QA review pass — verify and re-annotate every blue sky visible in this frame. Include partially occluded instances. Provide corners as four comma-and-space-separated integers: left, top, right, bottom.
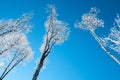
0, 0, 120, 80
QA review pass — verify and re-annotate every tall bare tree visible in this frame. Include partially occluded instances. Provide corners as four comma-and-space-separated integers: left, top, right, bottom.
32, 5, 70, 80
75, 8, 120, 64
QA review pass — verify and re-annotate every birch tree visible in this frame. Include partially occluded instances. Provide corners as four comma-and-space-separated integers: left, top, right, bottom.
75, 8, 120, 64
32, 5, 70, 80
0, 12, 33, 80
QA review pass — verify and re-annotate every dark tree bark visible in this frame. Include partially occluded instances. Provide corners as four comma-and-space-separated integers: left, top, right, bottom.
32, 51, 48, 80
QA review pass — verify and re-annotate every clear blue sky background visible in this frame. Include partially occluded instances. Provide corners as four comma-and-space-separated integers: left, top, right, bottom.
0, 0, 120, 80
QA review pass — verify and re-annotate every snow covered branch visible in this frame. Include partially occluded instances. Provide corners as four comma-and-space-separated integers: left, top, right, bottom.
0, 12, 33, 37
0, 33, 33, 80
0, 12, 33, 56
75, 7, 120, 64
40, 4, 70, 55
101, 14, 120, 57
75, 7, 104, 32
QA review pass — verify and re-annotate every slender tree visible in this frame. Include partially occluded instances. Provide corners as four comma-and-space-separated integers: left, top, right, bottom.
0, 12, 34, 80
32, 5, 70, 80
75, 8, 120, 64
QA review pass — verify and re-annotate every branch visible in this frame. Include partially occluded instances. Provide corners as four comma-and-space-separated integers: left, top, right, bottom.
0, 53, 17, 79
90, 31, 120, 64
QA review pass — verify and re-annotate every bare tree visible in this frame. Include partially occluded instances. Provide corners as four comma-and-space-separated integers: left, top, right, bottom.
0, 13, 34, 80
75, 8, 120, 64
32, 5, 70, 80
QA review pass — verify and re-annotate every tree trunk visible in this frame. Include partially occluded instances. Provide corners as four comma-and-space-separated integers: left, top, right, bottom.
32, 54, 46, 80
